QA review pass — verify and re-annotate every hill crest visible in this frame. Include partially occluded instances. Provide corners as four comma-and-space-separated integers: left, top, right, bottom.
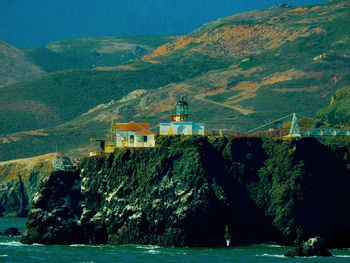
0, 41, 45, 85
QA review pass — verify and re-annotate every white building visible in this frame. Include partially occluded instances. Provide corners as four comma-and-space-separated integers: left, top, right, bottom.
159, 122, 204, 135
115, 121, 155, 147
159, 97, 205, 135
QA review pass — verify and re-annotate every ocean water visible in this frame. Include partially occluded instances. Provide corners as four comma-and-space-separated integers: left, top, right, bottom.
1, 218, 350, 263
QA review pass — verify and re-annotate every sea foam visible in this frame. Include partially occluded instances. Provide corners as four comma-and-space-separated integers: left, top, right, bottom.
0, 241, 25, 247
258, 253, 285, 258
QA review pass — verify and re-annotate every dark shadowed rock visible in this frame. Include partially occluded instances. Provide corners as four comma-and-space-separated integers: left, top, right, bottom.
0, 153, 74, 217
285, 236, 332, 257
1, 227, 20, 236
21, 170, 84, 245
19, 137, 350, 247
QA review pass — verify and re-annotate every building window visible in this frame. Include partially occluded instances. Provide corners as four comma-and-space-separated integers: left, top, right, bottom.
130, 135, 134, 143
143, 136, 147, 142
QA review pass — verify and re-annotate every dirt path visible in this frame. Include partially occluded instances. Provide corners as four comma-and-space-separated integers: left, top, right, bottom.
195, 93, 253, 115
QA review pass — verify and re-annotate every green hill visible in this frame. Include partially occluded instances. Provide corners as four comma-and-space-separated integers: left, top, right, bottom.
23, 36, 175, 72
317, 86, 350, 127
0, 41, 45, 84
0, 54, 231, 136
1, 0, 350, 161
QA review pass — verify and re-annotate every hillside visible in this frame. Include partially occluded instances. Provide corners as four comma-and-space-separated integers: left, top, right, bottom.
0, 0, 350, 161
317, 86, 350, 127
139, 0, 350, 125
23, 36, 176, 72
0, 41, 45, 85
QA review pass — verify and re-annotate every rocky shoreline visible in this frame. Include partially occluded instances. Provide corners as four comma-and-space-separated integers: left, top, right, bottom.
19, 136, 350, 248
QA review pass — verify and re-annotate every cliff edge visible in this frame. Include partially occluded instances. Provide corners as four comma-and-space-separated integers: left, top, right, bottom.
0, 153, 73, 217
21, 136, 350, 247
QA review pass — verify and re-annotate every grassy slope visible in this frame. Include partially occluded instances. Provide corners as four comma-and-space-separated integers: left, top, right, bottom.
136, 0, 350, 131
0, 41, 44, 85
0, 53, 232, 135
317, 86, 350, 127
23, 36, 176, 72
1, 0, 350, 161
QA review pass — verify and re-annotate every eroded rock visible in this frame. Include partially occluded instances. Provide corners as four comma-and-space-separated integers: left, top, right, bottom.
285, 236, 332, 257
0, 227, 20, 236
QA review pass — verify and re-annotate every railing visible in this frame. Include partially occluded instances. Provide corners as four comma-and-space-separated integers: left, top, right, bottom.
301, 129, 350, 136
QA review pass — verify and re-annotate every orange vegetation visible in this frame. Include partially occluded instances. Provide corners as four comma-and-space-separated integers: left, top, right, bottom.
0, 130, 48, 144
144, 24, 322, 59
290, 7, 308, 12
311, 6, 322, 11
227, 70, 306, 104
0, 153, 57, 181
318, 11, 329, 16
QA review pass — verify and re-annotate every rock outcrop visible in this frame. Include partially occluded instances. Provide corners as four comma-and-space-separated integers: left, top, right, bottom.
285, 236, 332, 257
21, 170, 83, 244
0, 153, 73, 217
21, 136, 350, 247
0, 227, 20, 236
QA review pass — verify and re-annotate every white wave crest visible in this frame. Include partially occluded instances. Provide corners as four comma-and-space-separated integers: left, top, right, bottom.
147, 249, 161, 254
135, 245, 161, 249
336, 255, 350, 258
265, 244, 284, 248
70, 244, 87, 247
257, 253, 285, 258
0, 241, 25, 247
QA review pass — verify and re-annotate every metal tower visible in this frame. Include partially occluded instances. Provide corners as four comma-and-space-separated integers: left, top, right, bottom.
289, 113, 301, 137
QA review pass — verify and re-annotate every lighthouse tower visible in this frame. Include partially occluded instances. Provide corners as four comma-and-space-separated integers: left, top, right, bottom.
172, 97, 189, 122
159, 97, 204, 135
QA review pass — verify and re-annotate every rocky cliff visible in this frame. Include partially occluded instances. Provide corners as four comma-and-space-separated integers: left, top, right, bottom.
0, 153, 73, 217
21, 136, 350, 247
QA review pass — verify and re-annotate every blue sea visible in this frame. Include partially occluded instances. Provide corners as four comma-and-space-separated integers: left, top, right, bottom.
1, 218, 350, 263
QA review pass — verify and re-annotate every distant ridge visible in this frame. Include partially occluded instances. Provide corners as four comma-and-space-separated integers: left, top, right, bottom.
0, 40, 45, 85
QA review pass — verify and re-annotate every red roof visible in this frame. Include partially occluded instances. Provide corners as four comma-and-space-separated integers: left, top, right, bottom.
115, 121, 154, 135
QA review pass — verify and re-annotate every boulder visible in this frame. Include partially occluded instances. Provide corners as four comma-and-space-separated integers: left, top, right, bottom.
285, 236, 332, 257
0, 227, 20, 236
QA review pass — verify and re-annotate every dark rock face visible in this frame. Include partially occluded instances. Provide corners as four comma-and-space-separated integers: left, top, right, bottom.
0, 175, 28, 217
20, 136, 350, 247
285, 236, 332, 257
0, 227, 20, 236
21, 170, 84, 245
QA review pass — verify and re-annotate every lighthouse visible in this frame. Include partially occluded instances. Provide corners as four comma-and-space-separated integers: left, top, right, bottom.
172, 97, 189, 122
159, 97, 205, 135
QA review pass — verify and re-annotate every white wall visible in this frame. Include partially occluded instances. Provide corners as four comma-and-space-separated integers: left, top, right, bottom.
159, 123, 171, 135
159, 122, 204, 135
116, 131, 155, 147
